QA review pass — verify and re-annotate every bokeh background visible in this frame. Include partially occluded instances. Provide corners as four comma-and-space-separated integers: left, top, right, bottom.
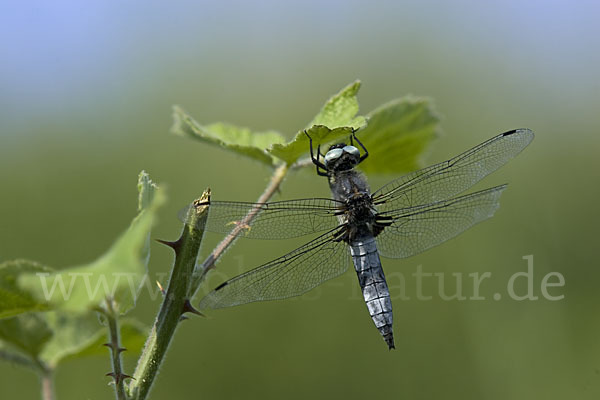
1, 0, 599, 399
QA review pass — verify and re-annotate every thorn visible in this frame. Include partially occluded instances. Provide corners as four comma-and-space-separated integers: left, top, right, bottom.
102, 342, 117, 351
156, 280, 166, 296
182, 299, 204, 317
103, 343, 127, 353
179, 315, 189, 322
105, 372, 133, 385
156, 238, 180, 251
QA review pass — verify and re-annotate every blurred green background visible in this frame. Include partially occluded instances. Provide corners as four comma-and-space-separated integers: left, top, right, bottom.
1, 0, 598, 399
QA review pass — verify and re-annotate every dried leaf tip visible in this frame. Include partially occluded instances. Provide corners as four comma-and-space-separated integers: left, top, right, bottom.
192, 188, 211, 212
156, 280, 166, 296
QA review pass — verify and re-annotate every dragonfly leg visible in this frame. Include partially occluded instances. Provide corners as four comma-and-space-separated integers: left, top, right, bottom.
317, 143, 325, 159
373, 216, 393, 237
375, 215, 394, 225
348, 130, 369, 163
352, 130, 369, 163
304, 130, 328, 176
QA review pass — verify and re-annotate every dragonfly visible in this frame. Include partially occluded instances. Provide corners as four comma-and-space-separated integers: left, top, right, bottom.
183, 128, 534, 349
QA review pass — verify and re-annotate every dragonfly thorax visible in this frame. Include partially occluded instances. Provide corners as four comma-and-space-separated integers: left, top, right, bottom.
345, 192, 378, 234
328, 168, 370, 202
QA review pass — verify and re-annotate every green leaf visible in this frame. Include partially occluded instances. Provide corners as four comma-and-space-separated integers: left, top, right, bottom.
268, 81, 367, 165
68, 318, 147, 359
0, 311, 147, 369
357, 96, 441, 174
308, 80, 366, 130
39, 313, 146, 367
137, 171, 158, 267
268, 125, 356, 165
138, 170, 158, 210
171, 105, 285, 166
0, 313, 52, 360
0, 260, 53, 319
19, 172, 165, 314
36, 312, 102, 367
0, 340, 37, 370
172, 81, 366, 167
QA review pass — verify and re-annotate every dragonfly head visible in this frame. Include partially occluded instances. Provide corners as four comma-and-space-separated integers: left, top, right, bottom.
324, 143, 361, 171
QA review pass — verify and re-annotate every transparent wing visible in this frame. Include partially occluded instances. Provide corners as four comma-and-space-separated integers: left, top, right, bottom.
372, 129, 533, 212
178, 198, 343, 240
376, 185, 507, 259
198, 227, 350, 309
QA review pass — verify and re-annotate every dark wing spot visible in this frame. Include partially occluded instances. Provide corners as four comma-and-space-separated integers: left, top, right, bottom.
502, 129, 518, 136
215, 281, 229, 291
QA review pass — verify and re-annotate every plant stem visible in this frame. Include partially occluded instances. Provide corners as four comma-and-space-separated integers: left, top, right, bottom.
105, 299, 128, 400
129, 163, 289, 400
191, 162, 289, 295
40, 370, 54, 400
128, 190, 211, 400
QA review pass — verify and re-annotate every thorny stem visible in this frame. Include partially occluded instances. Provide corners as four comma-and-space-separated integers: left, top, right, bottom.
128, 190, 210, 400
129, 163, 290, 400
191, 162, 289, 295
105, 299, 128, 400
